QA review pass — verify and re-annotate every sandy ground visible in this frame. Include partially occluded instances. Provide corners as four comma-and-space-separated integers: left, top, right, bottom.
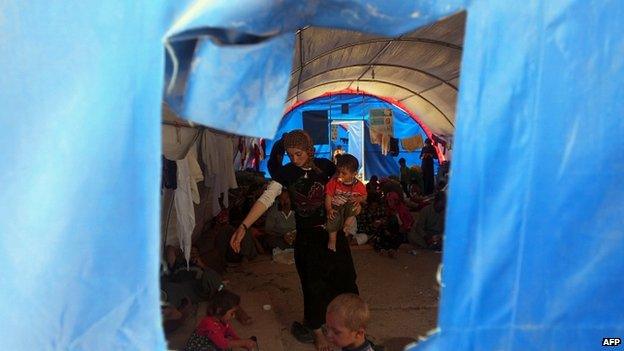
167, 246, 441, 351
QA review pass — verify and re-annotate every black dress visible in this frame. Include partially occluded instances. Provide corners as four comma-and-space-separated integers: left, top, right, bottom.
274, 158, 359, 330
420, 145, 438, 195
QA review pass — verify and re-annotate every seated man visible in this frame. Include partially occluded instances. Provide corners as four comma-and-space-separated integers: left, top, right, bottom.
408, 191, 446, 252
211, 209, 258, 265
263, 190, 296, 250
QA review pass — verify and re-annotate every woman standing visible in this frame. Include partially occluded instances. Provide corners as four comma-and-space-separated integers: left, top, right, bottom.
230, 130, 358, 351
420, 138, 438, 195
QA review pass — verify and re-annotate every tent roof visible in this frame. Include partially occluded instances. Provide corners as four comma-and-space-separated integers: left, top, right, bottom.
286, 12, 465, 139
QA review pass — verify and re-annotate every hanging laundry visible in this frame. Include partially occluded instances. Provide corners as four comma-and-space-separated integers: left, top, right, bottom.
201, 129, 238, 216
162, 156, 178, 189
389, 137, 400, 156
401, 134, 424, 152
239, 137, 247, 171
380, 133, 391, 155
244, 138, 259, 170
259, 139, 266, 160
174, 156, 195, 267
370, 129, 383, 145
252, 142, 261, 171
186, 143, 204, 204
233, 137, 245, 171
162, 124, 200, 160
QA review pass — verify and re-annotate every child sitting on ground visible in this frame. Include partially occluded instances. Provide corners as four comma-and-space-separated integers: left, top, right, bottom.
184, 290, 257, 351
325, 154, 367, 251
325, 293, 375, 351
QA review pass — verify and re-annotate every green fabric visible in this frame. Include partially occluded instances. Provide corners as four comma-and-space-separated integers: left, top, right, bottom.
408, 204, 445, 247
326, 202, 356, 233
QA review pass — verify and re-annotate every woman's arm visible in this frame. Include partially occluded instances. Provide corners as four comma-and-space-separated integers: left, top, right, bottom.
230, 181, 282, 253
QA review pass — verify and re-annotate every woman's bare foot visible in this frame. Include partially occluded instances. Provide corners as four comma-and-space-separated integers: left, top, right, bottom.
313, 328, 333, 351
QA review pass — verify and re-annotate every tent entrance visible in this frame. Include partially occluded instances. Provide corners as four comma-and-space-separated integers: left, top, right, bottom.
330, 120, 365, 180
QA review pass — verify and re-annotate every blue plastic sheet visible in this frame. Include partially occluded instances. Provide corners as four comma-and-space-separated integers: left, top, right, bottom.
415, 2, 624, 350
0, 1, 168, 350
345, 121, 364, 176
259, 94, 434, 179
2, 1, 623, 350
181, 35, 294, 137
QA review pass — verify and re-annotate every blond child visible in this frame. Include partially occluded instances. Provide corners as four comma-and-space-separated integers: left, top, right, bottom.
325, 293, 374, 351
325, 154, 367, 251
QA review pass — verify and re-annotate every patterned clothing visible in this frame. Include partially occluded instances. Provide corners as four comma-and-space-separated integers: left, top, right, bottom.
273, 158, 359, 330
325, 178, 367, 207
357, 204, 386, 235
184, 331, 221, 351
185, 316, 238, 351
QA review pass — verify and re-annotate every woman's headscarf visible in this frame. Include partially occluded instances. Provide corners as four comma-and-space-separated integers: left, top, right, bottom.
282, 129, 316, 170
386, 191, 414, 231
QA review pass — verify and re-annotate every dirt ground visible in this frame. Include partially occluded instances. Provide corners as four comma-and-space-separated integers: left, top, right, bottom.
167, 246, 441, 351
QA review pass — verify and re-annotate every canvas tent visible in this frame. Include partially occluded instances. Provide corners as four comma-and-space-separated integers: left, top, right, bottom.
2, 1, 623, 350
284, 13, 463, 142
261, 92, 443, 180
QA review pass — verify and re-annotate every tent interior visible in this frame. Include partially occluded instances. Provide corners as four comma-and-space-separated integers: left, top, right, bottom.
284, 13, 463, 140
260, 92, 444, 180
160, 11, 465, 351
0, 0, 624, 351
5, 1, 623, 350
165, 11, 464, 147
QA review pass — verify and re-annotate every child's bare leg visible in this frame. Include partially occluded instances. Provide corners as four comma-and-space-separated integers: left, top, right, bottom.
343, 215, 356, 231
353, 205, 362, 216
327, 231, 337, 252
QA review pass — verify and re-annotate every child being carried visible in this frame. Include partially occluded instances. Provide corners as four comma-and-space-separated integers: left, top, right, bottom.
325, 154, 367, 252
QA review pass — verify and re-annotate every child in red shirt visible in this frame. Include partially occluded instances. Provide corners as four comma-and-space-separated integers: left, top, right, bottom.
185, 290, 256, 351
325, 154, 367, 251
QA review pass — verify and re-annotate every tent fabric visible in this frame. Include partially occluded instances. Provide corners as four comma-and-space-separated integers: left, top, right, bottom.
163, 1, 466, 139
286, 13, 464, 139
260, 93, 435, 179
345, 121, 364, 176
0, 2, 168, 350
2, 1, 624, 351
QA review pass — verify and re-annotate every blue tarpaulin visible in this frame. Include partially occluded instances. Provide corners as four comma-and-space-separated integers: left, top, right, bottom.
1, 1, 623, 350
260, 93, 439, 180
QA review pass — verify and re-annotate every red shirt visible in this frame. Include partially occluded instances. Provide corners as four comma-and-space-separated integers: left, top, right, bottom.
196, 316, 240, 349
325, 177, 367, 206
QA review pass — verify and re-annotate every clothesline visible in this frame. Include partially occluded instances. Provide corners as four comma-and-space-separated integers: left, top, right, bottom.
162, 120, 237, 138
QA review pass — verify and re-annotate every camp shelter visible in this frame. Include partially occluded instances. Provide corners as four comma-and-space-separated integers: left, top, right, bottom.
261, 92, 443, 180
2, 1, 623, 350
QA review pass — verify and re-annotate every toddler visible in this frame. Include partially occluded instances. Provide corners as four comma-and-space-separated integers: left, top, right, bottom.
185, 290, 256, 351
325, 154, 367, 251
325, 293, 375, 351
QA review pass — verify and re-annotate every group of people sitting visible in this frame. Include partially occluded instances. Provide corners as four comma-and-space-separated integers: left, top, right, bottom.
356, 170, 447, 257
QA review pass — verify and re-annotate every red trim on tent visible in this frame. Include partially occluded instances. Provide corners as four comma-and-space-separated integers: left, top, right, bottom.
284, 89, 446, 161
